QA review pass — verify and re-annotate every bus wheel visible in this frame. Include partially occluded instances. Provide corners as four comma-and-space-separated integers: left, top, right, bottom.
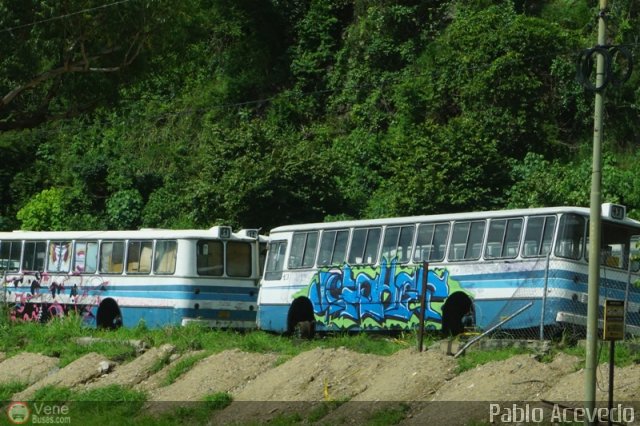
441, 292, 473, 337
288, 297, 315, 339
293, 320, 315, 340
96, 299, 123, 329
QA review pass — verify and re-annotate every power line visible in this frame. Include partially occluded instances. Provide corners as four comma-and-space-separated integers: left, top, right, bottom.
0, 0, 136, 34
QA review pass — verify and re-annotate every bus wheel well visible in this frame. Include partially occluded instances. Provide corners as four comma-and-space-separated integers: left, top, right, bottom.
441, 292, 473, 336
96, 298, 123, 329
287, 297, 315, 339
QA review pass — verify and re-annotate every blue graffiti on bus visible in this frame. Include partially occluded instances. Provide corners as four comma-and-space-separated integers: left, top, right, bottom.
307, 258, 452, 329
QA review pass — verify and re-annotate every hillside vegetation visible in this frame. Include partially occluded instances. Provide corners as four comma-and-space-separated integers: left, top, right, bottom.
1, 0, 639, 232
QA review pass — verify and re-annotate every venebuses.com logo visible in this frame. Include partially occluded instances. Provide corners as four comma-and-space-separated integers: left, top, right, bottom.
5, 401, 71, 424
6, 402, 30, 424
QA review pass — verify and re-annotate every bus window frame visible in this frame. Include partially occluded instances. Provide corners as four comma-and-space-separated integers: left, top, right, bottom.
226, 240, 253, 278
317, 229, 349, 267
380, 224, 415, 264
288, 231, 319, 270
153, 239, 177, 275
521, 215, 557, 258
447, 220, 486, 262
264, 239, 288, 281
197, 239, 224, 277
555, 213, 586, 261
348, 227, 382, 265
126, 240, 153, 275
484, 217, 523, 260
47, 240, 72, 273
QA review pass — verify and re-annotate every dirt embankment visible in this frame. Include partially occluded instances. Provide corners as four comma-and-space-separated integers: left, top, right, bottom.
1, 341, 639, 425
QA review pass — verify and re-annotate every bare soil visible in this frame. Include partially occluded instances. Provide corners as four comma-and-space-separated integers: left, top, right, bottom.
2, 341, 639, 424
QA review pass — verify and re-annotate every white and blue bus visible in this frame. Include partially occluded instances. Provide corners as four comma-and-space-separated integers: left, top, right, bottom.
257, 204, 640, 338
0, 227, 266, 329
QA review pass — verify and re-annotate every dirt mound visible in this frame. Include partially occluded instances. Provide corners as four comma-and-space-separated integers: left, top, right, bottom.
542, 361, 640, 402
13, 352, 108, 400
2, 341, 638, 425
149, 348, 278, 402
400, 352, 582, 425
84, 344, 175, 390
0, 352, 58, 386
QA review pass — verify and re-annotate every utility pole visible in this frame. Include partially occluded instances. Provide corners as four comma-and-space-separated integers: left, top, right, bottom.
585, 0, 608, 421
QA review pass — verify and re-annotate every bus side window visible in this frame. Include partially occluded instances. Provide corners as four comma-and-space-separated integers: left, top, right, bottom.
227, 241, 252, 277
74, 241, 98, 273
381, 225, 414, 263
414, 223, 450, 262
99, 241, 125, 274
265, 240, 287, 280
485, 218, 522, 259
22, 241, 46, 271
555, 214, 585, 260
348, 227, 381, 265
48, 241, 72, 272
154, 240, 177, 275
448, 221, 485, 261
197, 240, 223, 276
0, 240, 22, 272
522, 215, 556, 257
631, 236, 640, 272
127, 241, 153, 274
288, 231, 318, 269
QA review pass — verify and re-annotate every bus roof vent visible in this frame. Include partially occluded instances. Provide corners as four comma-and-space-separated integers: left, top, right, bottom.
237, 229, 260, 239
602, 203, 626, 221
210, 226, 232, 239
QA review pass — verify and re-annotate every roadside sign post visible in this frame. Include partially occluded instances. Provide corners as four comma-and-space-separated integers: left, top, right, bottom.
603, 299, 625, 426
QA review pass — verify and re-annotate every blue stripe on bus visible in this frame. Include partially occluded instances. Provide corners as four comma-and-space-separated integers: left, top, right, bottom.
115, 306, 257, 328
75, 284, 259, 293
86, 290, 257, 302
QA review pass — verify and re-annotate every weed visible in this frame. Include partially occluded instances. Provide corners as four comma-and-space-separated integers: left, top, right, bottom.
0, 381, 27, 401
162, 352, 209, 386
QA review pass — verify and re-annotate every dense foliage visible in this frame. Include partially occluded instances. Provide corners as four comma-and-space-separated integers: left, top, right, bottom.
1, 0, 639, 231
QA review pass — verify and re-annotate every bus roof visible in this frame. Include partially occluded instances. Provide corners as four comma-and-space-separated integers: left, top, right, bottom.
268, 205, 640, 234
0, 227, 265, 242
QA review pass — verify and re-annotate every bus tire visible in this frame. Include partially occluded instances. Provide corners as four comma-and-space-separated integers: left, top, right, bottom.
441, 292, 473, 337
96, 298, 123, 330
293, 320, 315, 340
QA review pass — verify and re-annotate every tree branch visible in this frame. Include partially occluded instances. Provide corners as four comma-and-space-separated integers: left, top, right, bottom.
1, 34, 147, 110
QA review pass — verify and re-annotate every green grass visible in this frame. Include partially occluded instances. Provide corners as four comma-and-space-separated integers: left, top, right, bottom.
162, 352, 209, 386
366, 402, 410, 425
555, 339, 640, 369
0, 381, 27, 401
455, 346, 531, 374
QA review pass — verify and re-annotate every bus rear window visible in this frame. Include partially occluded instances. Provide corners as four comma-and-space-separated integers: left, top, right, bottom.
227, 241, 252, 277
197, 240, 223, 276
